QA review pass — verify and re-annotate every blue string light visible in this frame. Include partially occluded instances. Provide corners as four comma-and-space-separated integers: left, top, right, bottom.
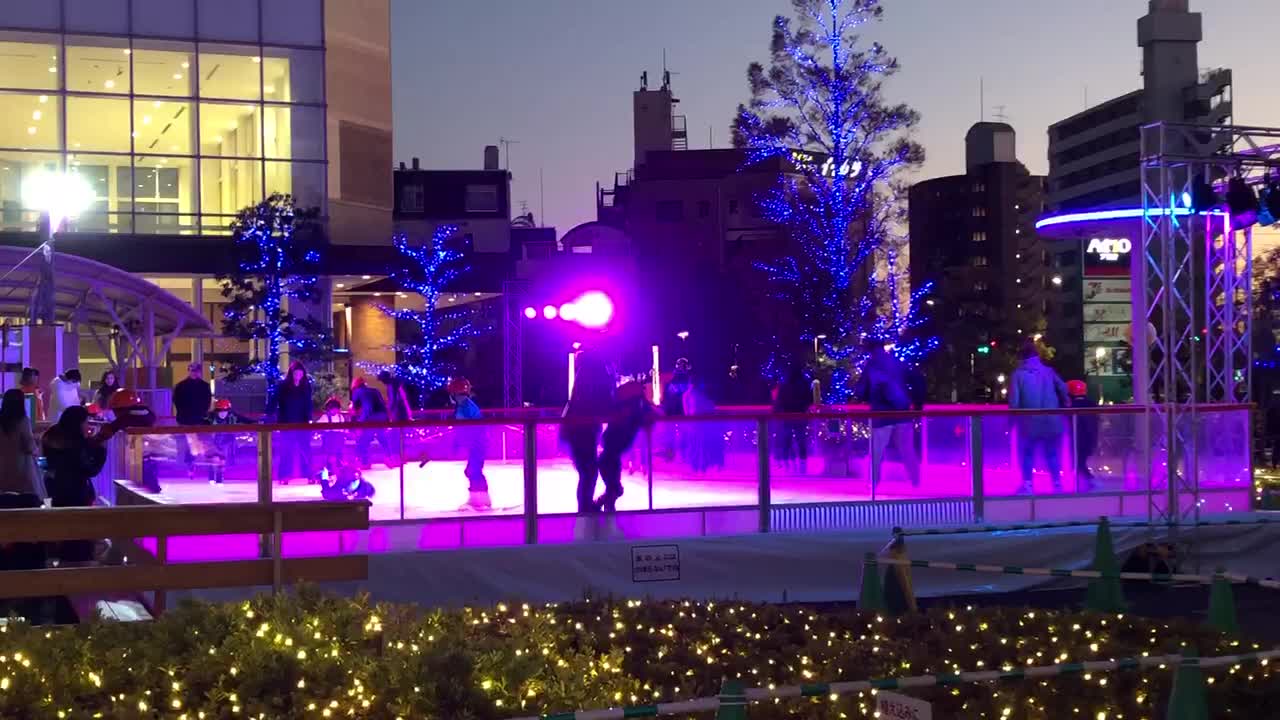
735, 0, 935, 402
357, 225, 486, 393
218, 193, 331, 405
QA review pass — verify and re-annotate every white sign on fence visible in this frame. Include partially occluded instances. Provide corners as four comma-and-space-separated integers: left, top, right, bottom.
875, 691, 932, 720
631, 545, 680, 583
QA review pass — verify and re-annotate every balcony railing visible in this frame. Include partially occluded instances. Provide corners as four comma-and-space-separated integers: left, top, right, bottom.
103, 404, 1255, 553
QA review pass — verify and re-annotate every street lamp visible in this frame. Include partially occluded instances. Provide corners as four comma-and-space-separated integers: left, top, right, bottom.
814, 333, 827, 355
996, 373, 1006, 385
676, 330, 690, 341
22, 169, 95, 325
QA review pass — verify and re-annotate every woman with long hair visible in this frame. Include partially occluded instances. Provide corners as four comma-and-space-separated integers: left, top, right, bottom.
43, 405, 123, 562
268, 361, 314, 483
0, 388, 41, 497
96, 369, 120, 408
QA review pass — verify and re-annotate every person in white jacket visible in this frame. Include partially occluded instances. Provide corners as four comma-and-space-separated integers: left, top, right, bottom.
47, 368, 84, 422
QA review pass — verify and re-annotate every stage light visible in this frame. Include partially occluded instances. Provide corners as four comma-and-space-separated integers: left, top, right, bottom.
559, 303, 577, 322
1187, 178, 1219, 213
523, 306, 537, 319
1181, 191, 1193, 209
1260, 176, 1280, 226
542, 305, 558, 320
1225, 176, 1259, 229
571, 291, 614, 329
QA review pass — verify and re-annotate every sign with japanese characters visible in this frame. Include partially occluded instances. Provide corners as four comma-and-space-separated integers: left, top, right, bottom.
631, 545, 680, 583
1084, 278, 1130, 302
1086, 237, 1133, 262
875, 691, 932, 720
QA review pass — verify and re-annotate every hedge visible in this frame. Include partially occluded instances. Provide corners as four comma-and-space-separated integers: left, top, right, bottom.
0, 588, 1275, 719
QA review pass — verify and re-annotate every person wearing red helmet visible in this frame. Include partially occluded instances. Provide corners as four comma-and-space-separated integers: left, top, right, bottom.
449, 377, 490, 511
205, 397, 249, 485
1066, 380, 1098, 492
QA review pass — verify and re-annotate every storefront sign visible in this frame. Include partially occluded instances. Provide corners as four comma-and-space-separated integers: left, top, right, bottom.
631, 545, 680, 582
1084, 278, 1130, 302
1084, 323, 1130, 343
875, 691, 932, 720
1085, 304, 1131, 324
1086, 237, 1132, 262
789, 150, 860, 179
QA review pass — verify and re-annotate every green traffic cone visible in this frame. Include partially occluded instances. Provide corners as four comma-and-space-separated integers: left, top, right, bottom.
716, 677, 747, 720
1085, 516, 1126, 612
859, 552, 886, 612
1165, 650, 1209, 720
1206, 571, 1240, 636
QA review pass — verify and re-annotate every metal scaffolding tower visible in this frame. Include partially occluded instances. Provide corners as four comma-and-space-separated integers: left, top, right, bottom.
502, 279, 528, 409
1137, 122, 1279, 523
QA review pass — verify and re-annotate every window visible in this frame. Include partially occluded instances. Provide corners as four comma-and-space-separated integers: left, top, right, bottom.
464, 184, 499, 213
131, 41, 195, 97
400, 184, 425, 212
0, 92, 60, 150
972, 231, 987, 243
66, 37, 131, 95
0, 33, 60, 90
972, 206, 986, 217
972, 256, 989, 268
199, 45, 262, 100
972, 182, 985, 193
697, 200, 710, 218
134, 99, 194, 155
974, 281, 989, 293
199, 102, 262, 158
66, 96, 131, 152
656, 200, 683, 222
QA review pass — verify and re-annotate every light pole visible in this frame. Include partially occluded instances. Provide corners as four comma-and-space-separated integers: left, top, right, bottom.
22, 169, 94, 325
813, 334, 827, 356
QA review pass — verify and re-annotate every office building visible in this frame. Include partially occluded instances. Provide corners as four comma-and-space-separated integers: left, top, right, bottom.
0, 0, 393, 386
910, 123, 1079, 398
1046, 0, 1231, 212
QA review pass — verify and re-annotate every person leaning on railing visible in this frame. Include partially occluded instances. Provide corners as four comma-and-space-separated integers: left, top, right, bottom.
0, 388, 44, 499
42, 406, 126, 563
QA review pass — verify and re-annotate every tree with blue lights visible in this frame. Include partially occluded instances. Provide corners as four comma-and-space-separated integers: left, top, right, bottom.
219, 193, 332, 405
362, 225, 483, 395
733, 0, 932, 401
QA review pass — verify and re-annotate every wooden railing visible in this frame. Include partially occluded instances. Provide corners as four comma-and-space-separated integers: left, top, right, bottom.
0, 500, 369, 612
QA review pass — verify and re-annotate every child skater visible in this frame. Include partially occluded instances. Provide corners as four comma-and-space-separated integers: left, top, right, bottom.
448, 377, 491, 511
206, 398, 249, 485
314, 395, 348, 482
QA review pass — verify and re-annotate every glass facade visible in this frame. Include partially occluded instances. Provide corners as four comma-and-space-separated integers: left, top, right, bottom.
0, 0, 325, 235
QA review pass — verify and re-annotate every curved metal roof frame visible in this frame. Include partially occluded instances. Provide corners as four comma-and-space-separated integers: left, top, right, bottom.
0, 245, 213, 369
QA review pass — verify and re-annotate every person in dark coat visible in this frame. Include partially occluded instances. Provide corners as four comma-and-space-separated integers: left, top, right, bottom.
172, 362, 211, 475
268, 361, 313, 483
42, 406, 122, 562
351, 376, 396, 468
855, 338, 924, 487
1067, 380, 1099, 492
773, 366, 813, 471
562, 350, 614, 514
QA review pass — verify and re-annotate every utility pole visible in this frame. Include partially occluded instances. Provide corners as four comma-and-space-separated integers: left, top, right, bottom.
498, 137, 520, 170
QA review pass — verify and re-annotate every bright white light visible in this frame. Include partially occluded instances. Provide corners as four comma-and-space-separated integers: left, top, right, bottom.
142, 115, 152, 125
677, 331, 690, 340
523, 306, 537, 319
26, 126, 36, 135
31, 110, 41, 120
996, 374, 1006, 384
22, 169, 96, 230
172, 73, 182, 80
542, 305, 558, 320
104, 79, 115, 89
180, 61, 189, 69
1051, 275, 1063, 286
570, 291, 614, 329
37, 95, 47, 103
361, 275, 372, 280
558, 303, 577, 322
1095, 347, 1107, 360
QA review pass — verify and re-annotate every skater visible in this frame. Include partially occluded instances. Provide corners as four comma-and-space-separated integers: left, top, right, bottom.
773, 366, 813, 472
351, 377, 397, 468
378, 369, 412, 458
682, 372, 723, 473
205, 398, 248, 485
314, 396, 348, 478
320, 461, 375, 501
268, 361, 314, 483
563, 350, 614, 514
449, 377, 491, 511
172, 362, 211, 476
1009, 339, 1069, 494
18, 367, 45, 422
42, 406, 124, 562
856, 336, 924, 487
1066, 380, 1099, 492
596, 373, 659, 511
47, 368, 84, 422
0, 389, 42, 498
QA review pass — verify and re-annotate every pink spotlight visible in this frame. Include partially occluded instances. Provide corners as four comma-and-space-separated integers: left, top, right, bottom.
558, 303, 577, 322
542, 305, 558, 320
523, 306, 537, 320
571, 291, 614, 329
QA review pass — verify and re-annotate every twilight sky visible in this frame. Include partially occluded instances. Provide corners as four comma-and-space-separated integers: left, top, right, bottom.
391, 0, 1279, 234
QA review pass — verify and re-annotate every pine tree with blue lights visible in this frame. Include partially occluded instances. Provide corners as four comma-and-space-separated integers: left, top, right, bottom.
218, 193, 332, 405
733, 0, 932, 401
362, 225, 482, 395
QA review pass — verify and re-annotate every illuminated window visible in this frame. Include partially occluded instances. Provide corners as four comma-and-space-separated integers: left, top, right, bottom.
972, 206, 986, 217
200, 102, 261, 157
263, 105, 323, 160
972, 256, 989, 268
266, 161, 324, 208
134, 99, 195, 156
131, 41, 195, 97
66, 37, 131, 95
0, 34, 60, 90
198, 45, 262, 100
128, 156, 195, 234
68, 154, 131, 233
972, 231, 987, 243
261, 48, 323, 104
66, 96, 132, 153
0, 91, 60, 150
200, 156, 262, 220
